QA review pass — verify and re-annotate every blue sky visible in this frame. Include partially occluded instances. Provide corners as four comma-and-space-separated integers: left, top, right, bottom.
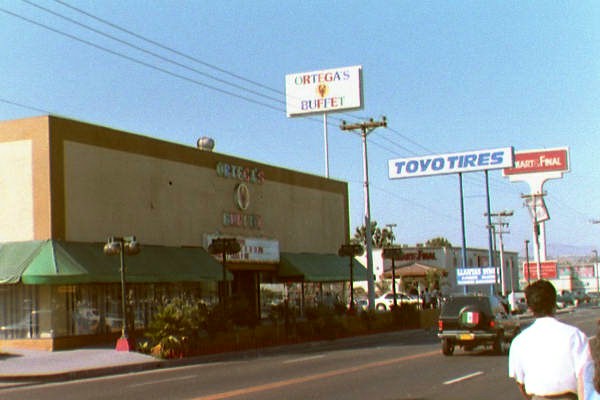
1, 1, 599, 257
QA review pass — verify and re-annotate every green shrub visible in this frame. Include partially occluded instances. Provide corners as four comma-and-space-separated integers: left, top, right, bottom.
143, 297, 208, 358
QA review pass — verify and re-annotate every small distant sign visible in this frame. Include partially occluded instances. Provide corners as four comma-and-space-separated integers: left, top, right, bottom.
456, 267, 498, 285
285, 65, 363, 117
522, 260, 557, 280
503, 148, 569, 176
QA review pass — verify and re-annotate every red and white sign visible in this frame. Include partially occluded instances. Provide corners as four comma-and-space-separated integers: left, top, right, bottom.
503, 148, 569, 176
522, 260, 558, 280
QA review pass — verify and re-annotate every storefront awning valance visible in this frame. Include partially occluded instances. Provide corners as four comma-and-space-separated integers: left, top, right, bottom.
0, 240, 229, 285
279, 252, 368, 282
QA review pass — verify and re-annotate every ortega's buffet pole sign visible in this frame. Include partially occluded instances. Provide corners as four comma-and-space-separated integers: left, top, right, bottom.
285, 65, 363, 117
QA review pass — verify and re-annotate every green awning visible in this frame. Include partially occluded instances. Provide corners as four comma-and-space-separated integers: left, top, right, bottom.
0, 241, 45, 284
279, 252, 368, 282
0, 240, 229, 285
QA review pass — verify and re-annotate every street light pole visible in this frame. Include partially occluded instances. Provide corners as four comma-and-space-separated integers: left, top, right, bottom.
104, 236, 140, 352
208, 238, 241, 304
340, 117, 387, 311
339, 244, 364, 312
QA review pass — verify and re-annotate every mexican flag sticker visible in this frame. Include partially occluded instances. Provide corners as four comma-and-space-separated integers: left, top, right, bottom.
462, 311, 479, 324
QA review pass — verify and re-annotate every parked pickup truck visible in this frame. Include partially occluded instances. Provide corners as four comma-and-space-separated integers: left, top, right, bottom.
437, 294, 521, 356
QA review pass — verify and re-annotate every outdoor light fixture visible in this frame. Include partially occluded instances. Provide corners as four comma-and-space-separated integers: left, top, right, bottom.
103, 236, 140, 352
208, 237, 241, 304
339, 243, 364, 311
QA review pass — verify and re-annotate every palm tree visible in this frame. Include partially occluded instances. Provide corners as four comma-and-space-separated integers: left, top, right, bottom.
352, 221, 396, 249
425, 237, 452, 248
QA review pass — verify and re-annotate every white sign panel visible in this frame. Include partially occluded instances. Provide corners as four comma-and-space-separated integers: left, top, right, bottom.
456, 267, 498, 285
524, 195, 550, 223
388, 147, 514, 179
204, 235, 280, 263
285, 65, 363, 117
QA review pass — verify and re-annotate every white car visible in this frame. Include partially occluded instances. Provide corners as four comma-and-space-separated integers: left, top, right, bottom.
375, 292, 419, 310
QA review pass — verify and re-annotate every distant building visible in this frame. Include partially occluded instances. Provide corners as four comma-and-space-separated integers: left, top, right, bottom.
356, 246, 519, 296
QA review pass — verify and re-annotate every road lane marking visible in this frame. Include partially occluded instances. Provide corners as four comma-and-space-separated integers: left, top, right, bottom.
129, 374, 197, 387
443, 371, 484, 385
282, 355, 325, 364
191, 350, 439, 400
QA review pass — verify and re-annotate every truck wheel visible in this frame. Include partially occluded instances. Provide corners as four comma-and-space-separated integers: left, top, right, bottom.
442, 338, 455, 356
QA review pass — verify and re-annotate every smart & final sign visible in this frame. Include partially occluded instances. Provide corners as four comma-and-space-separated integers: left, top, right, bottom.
388, 147, 514, 179
503, 148, 569, 176
285, 65, 362, 117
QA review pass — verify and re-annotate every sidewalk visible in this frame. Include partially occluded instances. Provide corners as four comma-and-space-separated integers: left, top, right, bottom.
0, 345, 163, 382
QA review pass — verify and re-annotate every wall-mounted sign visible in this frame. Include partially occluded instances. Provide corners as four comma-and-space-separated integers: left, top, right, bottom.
204, 234, 279, 263
222, 212, 263, 229
388, 147, 514, 179
503, 148, 569, 176
456, 267, 498, 285
235, 183, 250, 211
285, 65, 363, 117
216, 162, 264, 184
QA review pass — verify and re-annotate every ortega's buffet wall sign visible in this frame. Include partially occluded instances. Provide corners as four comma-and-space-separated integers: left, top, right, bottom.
217, 162, 264, 229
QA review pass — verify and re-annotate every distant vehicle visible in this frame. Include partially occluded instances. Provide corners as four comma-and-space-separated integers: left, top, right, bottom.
351, 298, 368, 311
556, 291, 575, 309
507, 291, 527, 314
375, 292, 419, 311
437, 294, 521, 356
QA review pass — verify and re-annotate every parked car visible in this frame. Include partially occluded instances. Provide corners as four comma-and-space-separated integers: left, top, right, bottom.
375, 292, 419, 311
437, 294, 521, 356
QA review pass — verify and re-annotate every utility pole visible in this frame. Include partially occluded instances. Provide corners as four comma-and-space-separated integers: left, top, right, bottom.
340, 117, 387, 310
486, 210, 513, 295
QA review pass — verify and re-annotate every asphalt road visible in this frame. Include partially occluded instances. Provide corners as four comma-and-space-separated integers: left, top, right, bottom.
1, 308, 598, 400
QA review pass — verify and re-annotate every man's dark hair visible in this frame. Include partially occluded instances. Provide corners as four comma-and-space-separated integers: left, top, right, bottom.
525, 280, 556, 316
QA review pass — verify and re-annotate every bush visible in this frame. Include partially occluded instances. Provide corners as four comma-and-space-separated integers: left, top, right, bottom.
143, 297, 208, 358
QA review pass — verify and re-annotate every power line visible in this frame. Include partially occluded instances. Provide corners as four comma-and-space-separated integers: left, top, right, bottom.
41, 0, 369, 125
3, 4, 592, 228
22, 0, 286, 106
0, 6, 286, 113
51, 0, 284, 96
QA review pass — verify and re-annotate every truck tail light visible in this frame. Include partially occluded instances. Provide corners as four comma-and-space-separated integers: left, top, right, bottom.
438, 320, 444, 331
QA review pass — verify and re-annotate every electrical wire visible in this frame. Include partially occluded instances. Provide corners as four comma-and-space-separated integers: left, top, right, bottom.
1, 3, 594, 228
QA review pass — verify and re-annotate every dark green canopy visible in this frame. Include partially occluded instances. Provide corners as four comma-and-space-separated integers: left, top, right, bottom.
0, 240, 228, 285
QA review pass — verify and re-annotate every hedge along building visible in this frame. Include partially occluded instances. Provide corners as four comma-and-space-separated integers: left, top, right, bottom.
0, 115, 366, 350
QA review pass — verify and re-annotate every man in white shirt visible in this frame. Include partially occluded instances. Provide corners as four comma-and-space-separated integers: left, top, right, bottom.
508, 280, 592, 400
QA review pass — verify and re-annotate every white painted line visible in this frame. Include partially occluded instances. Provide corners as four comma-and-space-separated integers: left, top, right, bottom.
443, 371, 484, 385
282, 355, 325, 364
129, 374, 197, 388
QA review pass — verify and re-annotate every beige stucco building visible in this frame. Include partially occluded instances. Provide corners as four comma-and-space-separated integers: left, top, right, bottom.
0, 115, 364, 349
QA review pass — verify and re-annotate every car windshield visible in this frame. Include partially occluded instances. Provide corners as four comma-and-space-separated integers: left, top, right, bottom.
441, 296, 491, 316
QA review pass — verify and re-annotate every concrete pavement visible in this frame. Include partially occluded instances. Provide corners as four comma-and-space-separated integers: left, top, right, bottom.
0, 345, 162, 382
